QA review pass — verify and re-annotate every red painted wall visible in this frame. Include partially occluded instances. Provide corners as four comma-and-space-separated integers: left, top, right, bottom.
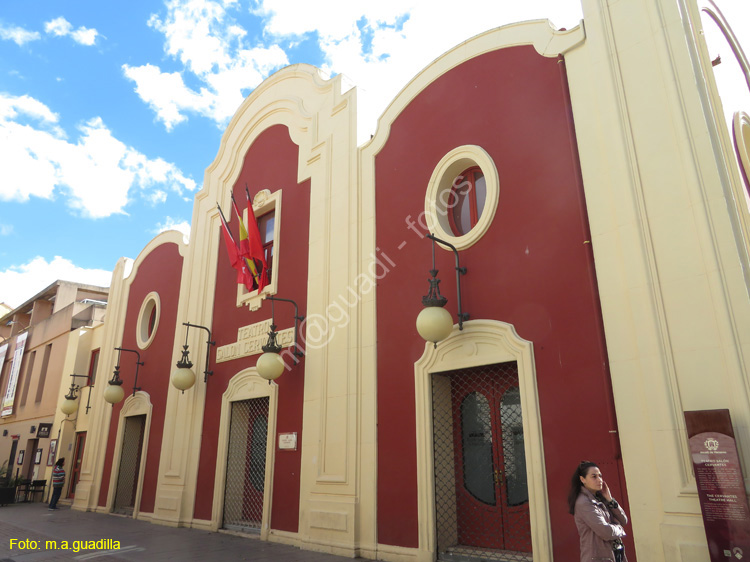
193, 124, 310, 533
98, 242, 183, 510
374, 46, 632, 558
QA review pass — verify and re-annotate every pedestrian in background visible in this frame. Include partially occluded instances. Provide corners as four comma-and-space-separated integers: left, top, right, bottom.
48, 458, 65, 511
568, 460, 628, 562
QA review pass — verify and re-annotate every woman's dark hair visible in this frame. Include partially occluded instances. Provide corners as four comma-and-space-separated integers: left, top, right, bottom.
55, 458, 65, 467
568, 461, 598, 515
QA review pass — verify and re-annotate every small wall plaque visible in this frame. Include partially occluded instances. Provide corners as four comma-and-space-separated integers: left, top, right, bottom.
278, 432, 297, 451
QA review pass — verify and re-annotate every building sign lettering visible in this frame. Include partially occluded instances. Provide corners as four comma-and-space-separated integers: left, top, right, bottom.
216, 319, 294, 363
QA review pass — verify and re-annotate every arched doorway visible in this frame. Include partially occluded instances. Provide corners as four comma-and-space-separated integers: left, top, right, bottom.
414, 320, 552, 562
107, 392, 152, 518
211, 369, 278, 539
222, 397, 270, 533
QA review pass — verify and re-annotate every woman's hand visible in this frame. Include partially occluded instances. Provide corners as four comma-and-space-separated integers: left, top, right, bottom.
601, 480, 613, 502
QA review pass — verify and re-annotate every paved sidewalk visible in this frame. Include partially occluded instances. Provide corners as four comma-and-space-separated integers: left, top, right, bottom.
0, 502, 358, 561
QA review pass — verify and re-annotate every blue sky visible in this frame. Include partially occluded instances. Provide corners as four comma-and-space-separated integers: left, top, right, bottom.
0, 0, 746, 309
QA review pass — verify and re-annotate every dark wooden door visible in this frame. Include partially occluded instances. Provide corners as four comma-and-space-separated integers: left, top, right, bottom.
68, 432, 86, 498
451, 363, 531, 552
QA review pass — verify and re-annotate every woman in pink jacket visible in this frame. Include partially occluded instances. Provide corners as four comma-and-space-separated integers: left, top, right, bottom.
568, 461, 628, 562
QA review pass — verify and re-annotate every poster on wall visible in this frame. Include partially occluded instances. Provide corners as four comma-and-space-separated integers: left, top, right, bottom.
1, 332, 27, 417
685, 409, 750, 562
33, 449, 42, 465
16, 450, 24, 465
47, 440, 57, 466
0, 343, 10, 412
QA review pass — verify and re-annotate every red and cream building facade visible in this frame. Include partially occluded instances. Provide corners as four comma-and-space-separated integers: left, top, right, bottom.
70, 0, 750, 560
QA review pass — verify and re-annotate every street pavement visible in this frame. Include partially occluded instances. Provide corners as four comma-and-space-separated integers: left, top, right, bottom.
0, 502, 358, 561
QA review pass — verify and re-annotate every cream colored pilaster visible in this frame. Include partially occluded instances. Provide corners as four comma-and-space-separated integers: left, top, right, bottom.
566, 0, 750, 559
292, 70, 375, 557
48, 329, 83, 486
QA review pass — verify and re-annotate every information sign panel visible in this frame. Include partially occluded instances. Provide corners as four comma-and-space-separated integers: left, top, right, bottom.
685, 409, 750, 561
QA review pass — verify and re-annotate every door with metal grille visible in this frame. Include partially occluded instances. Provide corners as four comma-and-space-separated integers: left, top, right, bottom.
433, 362, 531, 561
223, 397, 269, 533
113, 415, 146, 516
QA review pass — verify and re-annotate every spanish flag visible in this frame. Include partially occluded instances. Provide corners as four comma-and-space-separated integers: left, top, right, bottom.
217, 203, 254, 291
245, 186, 269, 292
230, 193, 263, 290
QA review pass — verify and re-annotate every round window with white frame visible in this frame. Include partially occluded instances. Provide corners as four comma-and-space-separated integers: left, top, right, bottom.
136, 292, 160, 350
425, 145, 499, 250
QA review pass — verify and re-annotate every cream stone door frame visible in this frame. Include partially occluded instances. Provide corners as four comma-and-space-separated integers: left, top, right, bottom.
413, 319, 551, 562
106, 391, 153, 520
211, 369, 278, 540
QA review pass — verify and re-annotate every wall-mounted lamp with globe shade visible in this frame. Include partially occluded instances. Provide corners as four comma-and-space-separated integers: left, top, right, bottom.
416, 234, 469, 347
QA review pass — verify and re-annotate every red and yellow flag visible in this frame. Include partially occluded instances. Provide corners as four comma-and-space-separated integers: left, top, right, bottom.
230, 194, 262, 289
217, 203, 254, 291
245, 186, 269, 292
231, 189, 269, 292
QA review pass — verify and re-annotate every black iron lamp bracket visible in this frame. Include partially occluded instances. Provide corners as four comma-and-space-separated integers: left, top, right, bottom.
265, 296, 305, 361
67, 373, 94, 414
262, 323, 283, 355
114, 347, 145, 397
426, 233, 470, 330
182, 322, 216, 383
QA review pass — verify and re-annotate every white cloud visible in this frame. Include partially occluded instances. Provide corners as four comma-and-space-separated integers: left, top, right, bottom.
132, 0, 583, 136
124, 0, 288, 129
0, 93, 61, 125
147, 189, 168, 204
122, 63, 211, 130
0, 93, 196, 217
0, 256, 112, 309
44, 17, 73, 37
44, 16, 99, 46
0, 24, 40, 46
0, 224, 12, 236
155, 216, 191, 241
71, 27, 99, 46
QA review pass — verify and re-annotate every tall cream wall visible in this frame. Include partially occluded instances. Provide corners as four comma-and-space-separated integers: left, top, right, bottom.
72, 257, 132, 512
68, 325, 104, 436
566, 0, 750, 559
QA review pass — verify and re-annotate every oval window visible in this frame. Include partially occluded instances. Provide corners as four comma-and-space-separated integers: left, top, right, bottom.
136, 292, 160, 350
424, 145, 499, 250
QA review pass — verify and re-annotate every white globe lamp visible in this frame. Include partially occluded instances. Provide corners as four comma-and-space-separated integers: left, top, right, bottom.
257, 351, 285, 381
417, 305, 454, 346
